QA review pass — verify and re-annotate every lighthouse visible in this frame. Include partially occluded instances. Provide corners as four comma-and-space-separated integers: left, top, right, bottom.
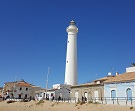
64, 20, 78, 86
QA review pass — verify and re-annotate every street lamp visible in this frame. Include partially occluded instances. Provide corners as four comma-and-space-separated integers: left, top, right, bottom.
46, 67, 51, 100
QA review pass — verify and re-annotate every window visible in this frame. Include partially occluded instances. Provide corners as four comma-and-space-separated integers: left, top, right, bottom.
26, 88, 28, 91
111, 90, 116, 99
94, 91, 98, 98
20, 87, 22, 90
126, 88, 132, 100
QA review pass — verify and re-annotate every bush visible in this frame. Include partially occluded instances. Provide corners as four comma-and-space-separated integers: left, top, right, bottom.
51, 103, 55, 107
22, 99, 29, 102
7, 100, 16, 104
88, 101, 93, 104
130, 107, 133, 110
93, 101, 100, 104
36, 100, 44, 105
79, 101, 85, 105
76, 99, 81, 104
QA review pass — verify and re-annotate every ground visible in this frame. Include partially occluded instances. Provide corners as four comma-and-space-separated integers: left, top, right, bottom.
0, 100, 134, 111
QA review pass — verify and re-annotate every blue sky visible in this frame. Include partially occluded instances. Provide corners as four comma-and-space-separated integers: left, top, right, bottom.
0, 0, 135, 88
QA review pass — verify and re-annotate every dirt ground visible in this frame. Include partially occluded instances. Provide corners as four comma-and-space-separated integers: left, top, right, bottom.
0, 100, 135, 111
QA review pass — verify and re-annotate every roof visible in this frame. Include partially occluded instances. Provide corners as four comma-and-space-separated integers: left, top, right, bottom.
71, 82, 102, 88
47, 89, 56, 91
35, 89, 46, 93
5, 80, 31, 87
16, 82, 31, 87
94, 76, 115, 82
71, 75, 115, 88
104, 72, 135, 83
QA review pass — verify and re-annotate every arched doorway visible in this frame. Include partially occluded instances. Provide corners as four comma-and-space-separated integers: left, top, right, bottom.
18, 94, 21, 99
24, 94, 27, 99
126, 88, 132, 100
84, 92, 88, 102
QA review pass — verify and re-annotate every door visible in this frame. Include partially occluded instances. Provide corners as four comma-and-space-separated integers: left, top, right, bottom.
94, 91, 98, 101
84, 92, 88, 102
18, 94, 21, 99
75, 92, 78, 102
127, 88, 132, 100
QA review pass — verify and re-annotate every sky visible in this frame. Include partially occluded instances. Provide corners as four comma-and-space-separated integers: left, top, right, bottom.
0, 0, 135, 88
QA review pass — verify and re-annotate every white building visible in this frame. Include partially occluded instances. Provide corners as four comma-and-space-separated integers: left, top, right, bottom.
126, 66, 135, 72
35, 89, 46, 101
35, 84, 71, 101
30, 85, 42, 98
3, 80, 41, 100
46, 88, 70, 100
52, 84, 71, 100
53, 84, 71, 90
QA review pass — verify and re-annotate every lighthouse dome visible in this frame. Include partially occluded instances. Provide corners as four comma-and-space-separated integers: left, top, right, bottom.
66, 20, 78, 33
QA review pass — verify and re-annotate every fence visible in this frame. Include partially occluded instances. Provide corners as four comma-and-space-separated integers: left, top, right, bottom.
69, 97, 135, 106
4, 97, 135, 106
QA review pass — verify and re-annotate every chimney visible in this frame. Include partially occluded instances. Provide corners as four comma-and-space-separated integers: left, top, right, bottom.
116, 72, 119, 76
108, 72, 111, 76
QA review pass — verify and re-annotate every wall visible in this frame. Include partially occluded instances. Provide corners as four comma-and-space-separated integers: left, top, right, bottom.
104, 82, 135, 98
71, 85, 104, 101
55, 88, 70, 100
0, 88, 3, 97
126, 67, 135, 72
8, 86, 31, 99
30, 86, 41, 97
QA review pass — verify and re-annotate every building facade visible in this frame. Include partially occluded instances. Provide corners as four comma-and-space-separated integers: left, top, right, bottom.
104, 66, 135, 105
70, 76, 114, 102
0, 87, 3, 98
71, 83, 103, 102
35, 84, 71, 101
104, 82, 135, 99
3, 80, 41, 100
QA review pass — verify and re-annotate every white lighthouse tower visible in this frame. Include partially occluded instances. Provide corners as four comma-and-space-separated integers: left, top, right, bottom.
64, 20, 78, 86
